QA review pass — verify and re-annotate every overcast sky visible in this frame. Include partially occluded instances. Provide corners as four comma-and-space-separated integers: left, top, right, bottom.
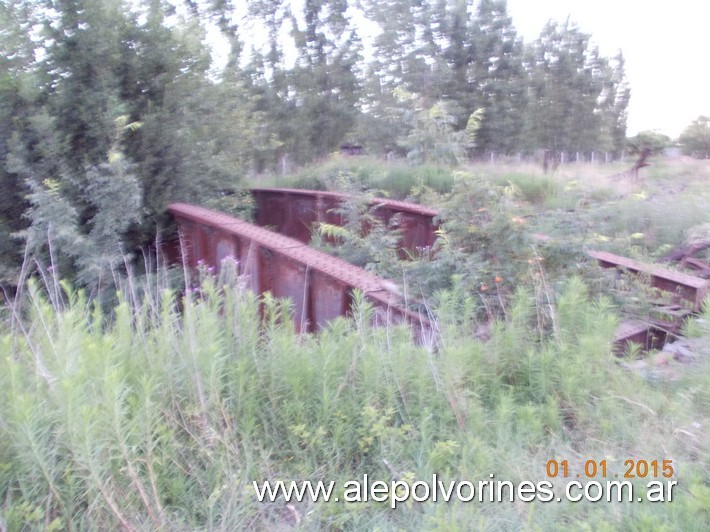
506, 0, 710, 137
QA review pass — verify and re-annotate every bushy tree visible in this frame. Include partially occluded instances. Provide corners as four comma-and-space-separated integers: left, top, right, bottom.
679, 116, 710, 158
3, 0, 261, 289
0, 0, 41, 282
596, 52, 631, 158
523, 20, 627, 157
240, 0, 362, 166
396, 88, 483, 165
458, 0, 528, 156
627, 130, 671, 154
288, 0, 363, 160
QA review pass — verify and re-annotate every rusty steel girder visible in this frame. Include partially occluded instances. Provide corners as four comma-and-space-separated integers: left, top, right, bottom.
168, 203, 431, 340
250, 188, 439, 255
589, 250, 710, 311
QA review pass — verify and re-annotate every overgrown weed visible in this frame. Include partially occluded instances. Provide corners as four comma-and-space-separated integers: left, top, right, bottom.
259, 155, 455, 198
1, 157, 708, 529
1, 269, 707, 529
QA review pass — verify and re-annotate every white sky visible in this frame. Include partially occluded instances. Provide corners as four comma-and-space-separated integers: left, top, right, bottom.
506, 0, 710, 138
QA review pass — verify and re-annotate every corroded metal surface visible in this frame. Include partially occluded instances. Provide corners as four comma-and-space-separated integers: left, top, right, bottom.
614, 320, 653, 354
168, 203, 431, 338
250, 188, 439, 253
589, 250, 710, 311
590, 250, 708, 354
250, 188, 346, 244
613, 320, 667, 355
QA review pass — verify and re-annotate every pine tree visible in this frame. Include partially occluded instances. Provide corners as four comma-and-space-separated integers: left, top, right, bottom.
360, 0, 527, 159
597, 52, 631, 158
287, 0, 363, 161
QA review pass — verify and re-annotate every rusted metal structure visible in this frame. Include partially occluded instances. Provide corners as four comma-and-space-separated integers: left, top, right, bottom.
168, 192, 706, 353
168, 203, 432, 339
612, 320, 668, 355
339, 144, 364, 156
250, 188, 438, 255
589, 250, 709, 354
588, 250, 709, 311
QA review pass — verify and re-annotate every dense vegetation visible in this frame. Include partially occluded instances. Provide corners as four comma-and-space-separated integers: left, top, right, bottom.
1, 266, 708, 529
3, 0, 706, 289
2, 157, 709, 530
1, 0, 633, 285
1, 2, 709, 529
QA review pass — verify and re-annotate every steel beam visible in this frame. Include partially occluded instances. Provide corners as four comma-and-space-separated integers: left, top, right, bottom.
168, 203, 431, 338
250, 188, 439, 254
589, 250, 709, 311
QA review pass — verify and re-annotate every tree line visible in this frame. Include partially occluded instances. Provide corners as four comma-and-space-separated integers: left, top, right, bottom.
0, 0, 664, 286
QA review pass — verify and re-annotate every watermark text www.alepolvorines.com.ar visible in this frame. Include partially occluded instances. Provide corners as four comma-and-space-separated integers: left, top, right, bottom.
253, 473, 677, 509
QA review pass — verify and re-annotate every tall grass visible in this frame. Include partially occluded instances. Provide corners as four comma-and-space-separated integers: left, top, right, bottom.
1, 269, 707, 530
258, 155, 456, 198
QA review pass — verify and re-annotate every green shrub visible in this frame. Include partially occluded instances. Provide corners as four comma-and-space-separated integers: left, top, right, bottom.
1, 273, 707, 529
262, 156, 456, 198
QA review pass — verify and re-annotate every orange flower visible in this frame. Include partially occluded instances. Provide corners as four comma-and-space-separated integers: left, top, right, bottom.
494, 276, 503, 283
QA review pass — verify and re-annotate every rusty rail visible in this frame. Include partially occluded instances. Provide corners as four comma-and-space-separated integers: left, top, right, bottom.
168, 203, 432, 339
250, 188, 439, 254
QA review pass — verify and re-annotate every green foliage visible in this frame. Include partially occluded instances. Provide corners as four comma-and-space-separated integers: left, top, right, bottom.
19, 131, 142, 291
464, 0, 530, 156
627, 130, 672, 154
683, 299, 710, 338
425, 175, 535, 298
524, 20, 629, 156
396, 89, 484, 166
0, 0, 40, 283
1, 273, 707, 529
307, 170, 550, 316
679, 116, 710, 158
1, 0, 261, 290
589, 192, 710, 257
0, 0, 636, 291
273, 156, 456, 198
490, 173, 563, 204
311, 190, 403, 275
